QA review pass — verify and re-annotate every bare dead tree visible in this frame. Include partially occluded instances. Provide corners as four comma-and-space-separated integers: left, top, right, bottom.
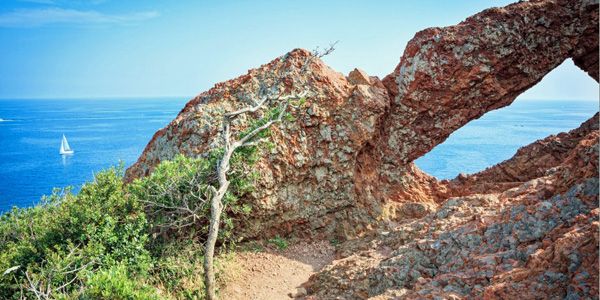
203, 43, 336, 300
137, 160, 212, 234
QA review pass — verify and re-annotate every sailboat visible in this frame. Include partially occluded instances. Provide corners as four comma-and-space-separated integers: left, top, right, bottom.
60, 134, 74, 155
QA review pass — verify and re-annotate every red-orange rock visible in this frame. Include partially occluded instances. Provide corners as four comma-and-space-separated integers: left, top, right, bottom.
126, 0, 598, 239
307, 115, 599, 299
126, 49, 391, 239
125, 0, 599, 296
447, 113, 600, 197
379, 0, 598, 165
347, 68, 371, 86
362, 0, 599, 208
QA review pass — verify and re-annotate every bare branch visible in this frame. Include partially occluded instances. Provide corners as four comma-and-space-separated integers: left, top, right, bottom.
240, 138, 270, 148
224, 95, 269, 118
313, 41, 338, 58
126, 43, 337, 300
203, 44, 337, 300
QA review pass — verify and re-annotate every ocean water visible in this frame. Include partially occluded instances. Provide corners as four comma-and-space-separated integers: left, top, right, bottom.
0, 98, 597, 212
415, 100, 598, 179
0, 98, 187, 212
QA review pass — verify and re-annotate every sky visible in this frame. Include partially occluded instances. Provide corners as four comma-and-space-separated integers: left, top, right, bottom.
0, 0, 597, 100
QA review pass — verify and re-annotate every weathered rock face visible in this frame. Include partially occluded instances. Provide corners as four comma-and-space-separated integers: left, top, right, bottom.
127, 0, 598, 297
307, 181, 599, 299
127, 49, 391, 238
126, 0, 598, 245
368, 0, 599, 205
382, 0, 598, 163
305, 114, 599, 299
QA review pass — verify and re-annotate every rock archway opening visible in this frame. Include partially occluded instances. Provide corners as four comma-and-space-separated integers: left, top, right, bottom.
415, 58, 599, 180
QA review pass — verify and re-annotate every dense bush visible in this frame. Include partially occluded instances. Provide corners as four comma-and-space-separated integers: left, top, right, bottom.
84, 264, 159, 299
0, 166, 153, 299
0, 150, 261, 299
148, 240, 206, 299
129, 151, 257, 247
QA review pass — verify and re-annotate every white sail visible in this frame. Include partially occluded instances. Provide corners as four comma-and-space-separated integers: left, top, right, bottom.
60, 134, 74, 155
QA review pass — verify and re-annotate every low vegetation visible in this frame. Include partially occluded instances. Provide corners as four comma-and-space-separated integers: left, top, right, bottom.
0, 46, 334, 300
0, 150, 259, 299
268, 236, 289, 251
0, 99, 303, 299
0, 166, 154, 299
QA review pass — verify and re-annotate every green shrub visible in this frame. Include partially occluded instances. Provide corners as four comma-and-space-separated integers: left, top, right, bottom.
0, 120, 272, 299
128, 148, 267, 299
84, 264, 159, 300
148, 240, 205, 299
268, 236, 289, 250
128, 155, 213, 241
129, 151, 257, 248
0, 166, 150, 299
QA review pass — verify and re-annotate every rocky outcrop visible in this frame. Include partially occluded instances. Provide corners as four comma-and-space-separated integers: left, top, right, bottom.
126, 0, 598, 245
383, 0, 598, 163
127, 49, 392, 238
305, 114, 599, 299
446, 113, 600, 196
367, 0, 599, 206
306, 180, 599, 299
126, 0, 598, 297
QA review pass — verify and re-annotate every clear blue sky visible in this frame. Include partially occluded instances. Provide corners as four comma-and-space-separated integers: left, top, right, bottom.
0, 0, 597, 100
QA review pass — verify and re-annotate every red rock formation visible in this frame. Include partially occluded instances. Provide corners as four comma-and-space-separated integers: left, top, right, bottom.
126, 0, 598, 243
305, 115, 599, 298
126, 49, 392, 238
300, 0, 599, 295
379, 0, 598, 164
126, 0, 598, 297
446, 113, 600, 197
364, 0, 599, 207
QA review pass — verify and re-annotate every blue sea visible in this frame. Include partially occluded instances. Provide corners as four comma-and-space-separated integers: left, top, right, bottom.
0, 98, 597, 212
0, 98, 187, 212
415, 100, 598, 179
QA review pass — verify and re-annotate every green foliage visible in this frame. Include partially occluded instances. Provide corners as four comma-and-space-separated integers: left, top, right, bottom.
329, 238, 340, 247
0, 166, 150, 299
268, 236, 289, 251
238, 106, 282, 141
148, 240, 205, 299
0, 149, 263, 298
84, 264, 159, 300
123, 148, 262, 298
290, 97, 307, 108
0, 96, 298, 299
128, 155, 214, 240
130, 151, 257, 248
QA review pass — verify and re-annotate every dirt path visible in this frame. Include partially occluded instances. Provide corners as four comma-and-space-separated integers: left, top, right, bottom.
220, 240, 335, 299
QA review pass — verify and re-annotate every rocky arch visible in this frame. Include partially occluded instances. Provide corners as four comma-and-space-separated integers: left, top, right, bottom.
364, 0, 599, 207
414, 58, 598, 180
378, 0, 598, 166
126, 0, 598, 239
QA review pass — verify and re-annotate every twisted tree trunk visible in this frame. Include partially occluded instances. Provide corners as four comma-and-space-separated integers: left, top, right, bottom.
203, 43, 335, 299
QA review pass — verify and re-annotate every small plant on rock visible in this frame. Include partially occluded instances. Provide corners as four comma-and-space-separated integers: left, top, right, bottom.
268, 236, 289, 251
